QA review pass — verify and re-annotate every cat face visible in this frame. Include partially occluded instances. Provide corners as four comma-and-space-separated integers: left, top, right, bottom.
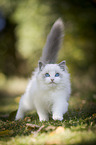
38, 61, 66, 87
43, 65, 62, 85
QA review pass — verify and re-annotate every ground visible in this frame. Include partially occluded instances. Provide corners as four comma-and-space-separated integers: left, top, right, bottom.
0, 76, 96, 145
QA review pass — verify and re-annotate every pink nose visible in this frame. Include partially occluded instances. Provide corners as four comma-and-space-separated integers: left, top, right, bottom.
51, 79, 54, 82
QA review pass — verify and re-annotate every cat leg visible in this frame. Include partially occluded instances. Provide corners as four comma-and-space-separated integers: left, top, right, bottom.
52, 100, 68, 121
15, 105, 25, 120
15, 94, 32, 120
38, 110, 49, 122
35, 104, 49, 121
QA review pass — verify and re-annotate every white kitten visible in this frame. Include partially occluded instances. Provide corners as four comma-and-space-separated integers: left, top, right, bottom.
15, 19, 71, 121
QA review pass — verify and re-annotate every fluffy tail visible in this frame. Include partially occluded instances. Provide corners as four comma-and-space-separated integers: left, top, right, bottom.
41, 18, 64, 64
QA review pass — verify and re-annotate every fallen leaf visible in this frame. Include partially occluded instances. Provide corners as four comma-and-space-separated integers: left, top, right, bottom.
49, 126, 65, 136
26, 123, 40, 129
0, 130, 14, 136
45, 125, 56, 131
55, 126, 65, 134
24, 117, 31, 122
36, 125, 45, 133
31, 125, 45, 137
92, 113, 96, 119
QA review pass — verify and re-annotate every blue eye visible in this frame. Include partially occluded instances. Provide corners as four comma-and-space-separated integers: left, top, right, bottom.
55, 73, 60, 77
45, 73, 50, 77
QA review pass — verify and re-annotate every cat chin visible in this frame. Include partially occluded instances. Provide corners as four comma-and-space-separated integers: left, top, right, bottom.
47, 82, 57, 88
40, 82, 57, 90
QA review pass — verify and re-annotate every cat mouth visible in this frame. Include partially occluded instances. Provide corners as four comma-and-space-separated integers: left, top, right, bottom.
49, 82, 57, 86
50, 82, 56, 84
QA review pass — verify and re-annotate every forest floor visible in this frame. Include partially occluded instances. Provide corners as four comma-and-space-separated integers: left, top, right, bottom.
0, 76, 96, 145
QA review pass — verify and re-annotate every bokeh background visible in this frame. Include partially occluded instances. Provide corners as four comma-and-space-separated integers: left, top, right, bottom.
0, 0, 96, 114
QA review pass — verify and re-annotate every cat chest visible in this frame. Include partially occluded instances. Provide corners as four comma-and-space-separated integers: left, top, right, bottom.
35, 91, 54, 108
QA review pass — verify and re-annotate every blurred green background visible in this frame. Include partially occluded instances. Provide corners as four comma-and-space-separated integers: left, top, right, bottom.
0, 0, 96, 114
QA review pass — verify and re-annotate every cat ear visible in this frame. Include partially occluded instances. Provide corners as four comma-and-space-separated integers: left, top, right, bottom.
59, 61, 66, 71
38, 61, 45, 71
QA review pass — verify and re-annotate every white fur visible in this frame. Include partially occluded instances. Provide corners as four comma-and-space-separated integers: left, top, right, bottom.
15, 64, 71, 121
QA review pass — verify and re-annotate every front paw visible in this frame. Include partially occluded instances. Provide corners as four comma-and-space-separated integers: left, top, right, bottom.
39, 116, 49, 122
52, 114, 63, 121
15, 112, 24, 120
15, 115, 24, 120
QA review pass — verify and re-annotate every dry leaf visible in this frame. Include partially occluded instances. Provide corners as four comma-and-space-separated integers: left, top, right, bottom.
26, 123, 40, 130
36, 125, 45, 133
0, 130, 14, 136
45, 125, 56, 131
92, 113, 96, 119
31, 125, 45, 137
24, 117, 31, 122
49, 126, 65, 136
55, 126, 65, 134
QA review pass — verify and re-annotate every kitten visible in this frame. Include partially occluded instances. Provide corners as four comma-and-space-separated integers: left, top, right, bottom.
15, 18, 71, 121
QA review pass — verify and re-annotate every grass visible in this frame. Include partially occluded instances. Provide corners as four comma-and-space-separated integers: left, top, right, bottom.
0, 76, 96, 145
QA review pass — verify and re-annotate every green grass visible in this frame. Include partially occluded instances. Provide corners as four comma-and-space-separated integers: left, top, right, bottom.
0, 77, 96, 145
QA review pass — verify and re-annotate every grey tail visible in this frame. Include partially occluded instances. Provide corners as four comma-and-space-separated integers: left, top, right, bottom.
41, 18, 64, 64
